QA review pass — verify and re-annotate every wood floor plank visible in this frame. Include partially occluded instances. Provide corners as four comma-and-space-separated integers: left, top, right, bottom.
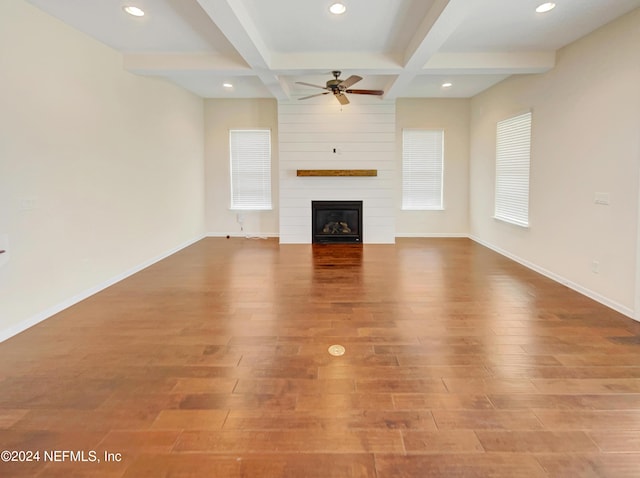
224, 409, 437, 430
295, 393, 394, 410
536, 454, 640, 478
150, 410, 228, 430
170, 377, 238, 393
122, 453, 377, 478
533, 409, 640, 430
356, 378, 449, 393
402, 430, 484, 453
432, 410, 544, 430
489, 393, 640, 410
233, 378, 355, 394
587, 431, 640, 452
178, 392, 297, 411
0, 409, 28, 428
0, 238, 639, 476
11, 409, 159, 431
555, 354, 640, 366
489, 365, 640, 379
375, 453, 548, 478
532, 378, 640, 394
442, 377, 538, 393
392, 393, 494, 410
475, 430, 599, 453
174, 429, 405, 453
97, 430, 181, 453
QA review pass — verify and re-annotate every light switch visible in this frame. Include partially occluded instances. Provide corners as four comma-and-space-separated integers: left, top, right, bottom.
0, 233, 8, 269
19, 197, 39, 211
594, 192, 610, 205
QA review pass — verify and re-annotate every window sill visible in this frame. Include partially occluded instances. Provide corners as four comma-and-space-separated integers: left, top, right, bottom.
230, 208, 273, 211
492, 216, 529, 228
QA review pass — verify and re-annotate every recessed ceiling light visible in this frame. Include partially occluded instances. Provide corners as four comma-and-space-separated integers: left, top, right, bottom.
329, 3, 346, 15
223, 83, 233, 88
123, 5, 145, 17
442, 82, 453, 88
536, 2, 556, 13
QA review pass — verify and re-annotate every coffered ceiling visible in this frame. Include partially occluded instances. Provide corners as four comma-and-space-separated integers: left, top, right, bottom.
26, 0, 640, 100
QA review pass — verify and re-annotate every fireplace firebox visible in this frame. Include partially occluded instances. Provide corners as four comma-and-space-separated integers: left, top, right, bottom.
312, 200, 363, 244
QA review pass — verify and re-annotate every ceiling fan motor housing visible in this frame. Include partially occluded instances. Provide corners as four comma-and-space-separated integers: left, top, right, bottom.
327, 70, 343, 90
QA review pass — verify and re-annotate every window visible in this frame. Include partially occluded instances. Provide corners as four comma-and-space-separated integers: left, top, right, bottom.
402, 129, 444, 210
229, 129, 272, 210
494, 112, 532, 227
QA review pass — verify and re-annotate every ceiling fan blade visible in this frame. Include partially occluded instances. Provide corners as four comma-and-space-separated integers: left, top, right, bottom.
339, 75, 362, 89
335, 92, 350, 105
299, 92, 330, 100
295, 81, 328, 90
345, 89, 384, 96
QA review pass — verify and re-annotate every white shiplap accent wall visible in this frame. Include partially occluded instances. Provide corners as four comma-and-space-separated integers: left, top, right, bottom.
278, 98, 396, 243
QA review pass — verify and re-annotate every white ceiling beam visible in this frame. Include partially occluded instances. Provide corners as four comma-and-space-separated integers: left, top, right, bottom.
196, 0, 290, 100
384, 0, 467, 99
124, 53, 252, 75
424, 51, 556, 75
270, 52, 402, 73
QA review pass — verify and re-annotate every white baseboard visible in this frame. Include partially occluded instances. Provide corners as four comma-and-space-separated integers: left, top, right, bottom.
0, 234, 206, 343
395, 233, 470, 238
5, 232, 632, 344
206, 232, 279, 238
470, 235, 635, 320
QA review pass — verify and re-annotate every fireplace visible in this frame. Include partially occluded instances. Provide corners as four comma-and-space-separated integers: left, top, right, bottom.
312, 200, 363, 244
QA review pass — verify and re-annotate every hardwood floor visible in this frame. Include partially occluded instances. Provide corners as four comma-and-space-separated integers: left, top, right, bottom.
1, 237, 640, 477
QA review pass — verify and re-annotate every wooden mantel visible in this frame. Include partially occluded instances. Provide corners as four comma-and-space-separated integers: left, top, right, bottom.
296, 169, 377, 177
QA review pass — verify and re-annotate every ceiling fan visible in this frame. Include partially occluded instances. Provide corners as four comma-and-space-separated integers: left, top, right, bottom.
296, 71, 384, 105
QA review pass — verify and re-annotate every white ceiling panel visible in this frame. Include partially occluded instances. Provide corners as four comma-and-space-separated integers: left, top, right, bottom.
24, 0, 640, 99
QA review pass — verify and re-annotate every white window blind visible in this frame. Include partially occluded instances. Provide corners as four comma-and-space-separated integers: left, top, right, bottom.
494, 112, 532, 227
402, 129, 444, 210
230, 129, 272, 210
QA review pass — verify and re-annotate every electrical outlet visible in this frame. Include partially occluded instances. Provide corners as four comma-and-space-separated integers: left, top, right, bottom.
236, 213, 245, 233
591, 260, 600, 274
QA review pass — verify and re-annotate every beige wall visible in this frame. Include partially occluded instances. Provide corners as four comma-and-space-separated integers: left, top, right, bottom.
4, 1, 637, 341
396, 99, 470, 236
204, 99, 279, 236
0, 1, 205, 339
469, 9, 640, 315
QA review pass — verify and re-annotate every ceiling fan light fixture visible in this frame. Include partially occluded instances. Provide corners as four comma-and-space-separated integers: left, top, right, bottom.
535, 2, 556, 13
295, 72, 383, 105
122, 5, 145, 17
329, 3, 346, 15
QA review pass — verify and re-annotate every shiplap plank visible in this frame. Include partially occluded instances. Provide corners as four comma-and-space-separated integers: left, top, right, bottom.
280, 188, 394, 199
278, 102, 394, 116
279, 114, 396, 125
280, 132, 395, 143
280, 122, 394, 134
279, 155, 395, 167
279, 142, 396, 153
